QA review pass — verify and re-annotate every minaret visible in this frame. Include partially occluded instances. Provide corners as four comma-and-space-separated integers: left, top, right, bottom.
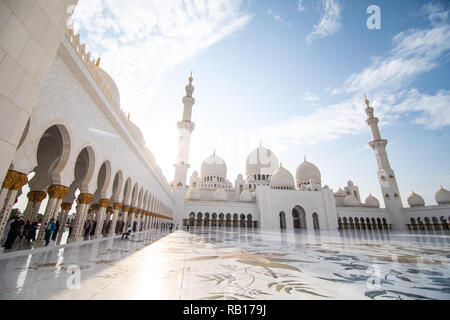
365, 96, 405, 231
173, 73, 196, 225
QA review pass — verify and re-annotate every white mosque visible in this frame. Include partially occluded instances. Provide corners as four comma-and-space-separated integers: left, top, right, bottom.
0, 13, 448, 247
170, 74, 450, 232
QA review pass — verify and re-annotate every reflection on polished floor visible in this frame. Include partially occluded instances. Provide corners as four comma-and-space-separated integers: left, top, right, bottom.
0, 228, 449, 300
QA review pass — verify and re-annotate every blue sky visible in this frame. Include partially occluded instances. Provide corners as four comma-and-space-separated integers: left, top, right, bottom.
69, 0, 450, 207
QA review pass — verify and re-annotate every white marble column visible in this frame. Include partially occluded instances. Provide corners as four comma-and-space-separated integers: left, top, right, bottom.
23, 191, 47, 222
121, 205, 130, 232
56, 202, 73, 245
67, 193, 94, 243
129, 207, 137, 231
93, 198, 109, 239
108, 202, 121, 236
0, 170, 28, 240
36, 185, 69, 245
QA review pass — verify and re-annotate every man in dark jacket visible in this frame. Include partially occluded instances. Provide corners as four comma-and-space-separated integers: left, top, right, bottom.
4, 217, 22, 249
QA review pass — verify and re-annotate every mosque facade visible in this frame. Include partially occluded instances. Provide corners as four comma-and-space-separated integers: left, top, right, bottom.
171, 76, 450, 232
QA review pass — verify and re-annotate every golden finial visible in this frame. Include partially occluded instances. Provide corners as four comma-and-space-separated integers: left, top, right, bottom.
364, 94, 370, 107
96, 57, 100, 67
189, 71, 193, 83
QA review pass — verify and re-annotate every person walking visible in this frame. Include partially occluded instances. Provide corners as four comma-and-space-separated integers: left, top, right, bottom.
44, 218, 57, 246
68, 219, 73, 238
2, 217, 15, 247
28, 220, 38, 242
52, 220, 60, 241
122, 225, 132, 241
83, 219, 91, 239
4, 217, 22, 249
22, 220, 31, 240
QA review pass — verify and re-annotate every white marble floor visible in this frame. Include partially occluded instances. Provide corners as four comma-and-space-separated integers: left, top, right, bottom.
0, 228, 449, 300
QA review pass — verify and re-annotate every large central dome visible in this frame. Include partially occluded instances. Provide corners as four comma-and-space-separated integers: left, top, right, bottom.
245, 146, 279, 176
296, 158, 321, 187
201, 153, 227, 178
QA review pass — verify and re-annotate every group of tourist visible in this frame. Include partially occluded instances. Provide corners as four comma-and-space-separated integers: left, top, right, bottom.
0, 216, 59, 250
2, 213, 178, 252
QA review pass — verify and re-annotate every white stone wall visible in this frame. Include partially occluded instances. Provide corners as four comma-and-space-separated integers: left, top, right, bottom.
0, 0, 78, 184
11, 39, 174, 212
184, 200, 259, 221
256, 186, 339, 231
402, 205, 450, 220
337, 207, 390, 222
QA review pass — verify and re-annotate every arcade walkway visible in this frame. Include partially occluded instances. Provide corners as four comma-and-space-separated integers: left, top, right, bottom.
0, 229, 449, 300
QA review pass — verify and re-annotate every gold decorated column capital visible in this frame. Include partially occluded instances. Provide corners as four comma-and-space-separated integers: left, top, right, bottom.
2, 170, 28, 190
137, 209, 142, 214
99, 198, 110, 208
47, 185, 69, 199
61, 202, 73, 211
122, 205, 130, 212
130, 207, 137, 214
78, 193, 94, 204
106, 206, 113, 214
35, 191, 47, 202
113, 202, 122, 211
1, 170, 17, 189
91, 204, 99, 211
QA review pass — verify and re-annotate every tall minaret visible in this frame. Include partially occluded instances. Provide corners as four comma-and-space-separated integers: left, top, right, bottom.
173, 73, 196, 225
365, 96, 405, 231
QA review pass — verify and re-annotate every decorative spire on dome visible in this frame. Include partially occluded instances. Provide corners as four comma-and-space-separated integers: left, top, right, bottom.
364, 94, 374, 118
189, 71, 193, 84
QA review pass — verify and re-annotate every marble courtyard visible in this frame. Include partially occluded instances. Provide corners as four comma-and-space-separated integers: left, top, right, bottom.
0, 228, 448, 300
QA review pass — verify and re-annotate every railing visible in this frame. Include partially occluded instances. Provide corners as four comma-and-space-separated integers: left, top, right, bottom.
338, 223, 392, 231
182, 219, 257, 228
406, 223, 449, 231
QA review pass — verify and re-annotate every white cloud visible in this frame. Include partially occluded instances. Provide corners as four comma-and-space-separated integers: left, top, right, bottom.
301, 92, 320, 104
297, 0, 306, 12
255, 7, 450, 153
267, 8, 282, 22
306, 0, 341, 44
422, 2, 449, 26
71, 0, 252, 110
344, 25, 450, 94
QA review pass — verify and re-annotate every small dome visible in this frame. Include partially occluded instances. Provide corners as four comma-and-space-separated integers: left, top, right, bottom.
245, 146, 279, 176
214, 188, 227, 201
186, 187, 200, 200
270, 166, 295, 189
435, 186, 450, 205
323, 185, 330, 189
201, 153, 227, 178
347, 180, 354, 187
407, 191, 425, 207
97, 68, 120, 107
344, 194, 360, 206
334, 188, 346, 196
239, 190, 254, 202
296, 158, 321, 186
365, 194, 380, 208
